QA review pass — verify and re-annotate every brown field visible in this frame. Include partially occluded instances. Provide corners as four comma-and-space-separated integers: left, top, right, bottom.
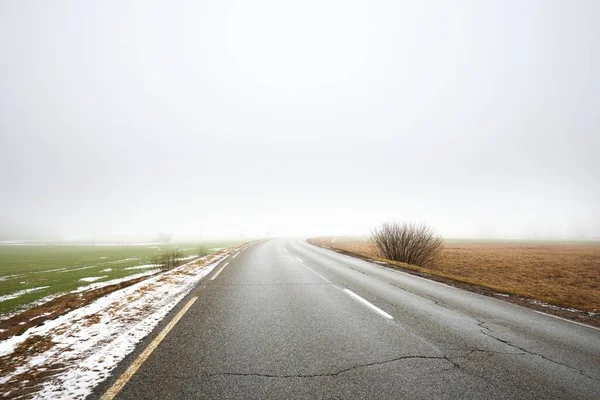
311, 238, 600, 314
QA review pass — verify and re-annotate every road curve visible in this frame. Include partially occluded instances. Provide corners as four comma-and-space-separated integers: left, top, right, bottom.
93, 238, 600, 399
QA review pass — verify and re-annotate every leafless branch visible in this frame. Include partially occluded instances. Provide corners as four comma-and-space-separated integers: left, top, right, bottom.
371, 221, 443, 267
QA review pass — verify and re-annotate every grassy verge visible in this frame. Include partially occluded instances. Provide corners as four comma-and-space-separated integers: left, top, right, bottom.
310, 237, 600, 326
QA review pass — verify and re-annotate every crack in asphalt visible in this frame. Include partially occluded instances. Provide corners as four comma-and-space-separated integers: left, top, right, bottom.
383, 281, 594, 388
460, 348, 524, 358
387, 282, 451, 310
386, 286, 501, 342
198, 351, 517, 391
480, 330, 599, 382
474, 316, 494, 333
200, 355, 454, 379
348, 267, 367, 275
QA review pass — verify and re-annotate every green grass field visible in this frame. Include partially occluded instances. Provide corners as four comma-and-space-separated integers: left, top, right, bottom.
0, 240, 242, 316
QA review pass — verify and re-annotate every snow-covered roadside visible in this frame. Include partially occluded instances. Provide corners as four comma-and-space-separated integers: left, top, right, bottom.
0, 247, 239, 399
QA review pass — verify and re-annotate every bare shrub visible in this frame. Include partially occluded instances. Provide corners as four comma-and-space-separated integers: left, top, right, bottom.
197, 246, 209, 258
152, 250, 185, 272
371, 222, 443, 267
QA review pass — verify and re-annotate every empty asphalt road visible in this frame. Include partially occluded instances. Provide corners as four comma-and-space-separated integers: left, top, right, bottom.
94, 238, 600, 399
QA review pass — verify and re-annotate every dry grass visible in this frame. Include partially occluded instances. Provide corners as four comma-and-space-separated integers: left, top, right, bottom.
312, 238, 600, 312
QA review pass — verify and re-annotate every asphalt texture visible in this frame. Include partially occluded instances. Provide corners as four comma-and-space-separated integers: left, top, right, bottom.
94, 238, 600, 399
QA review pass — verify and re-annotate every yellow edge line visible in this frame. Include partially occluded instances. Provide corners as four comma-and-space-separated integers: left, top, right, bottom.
210, 262, 228, 280
100, 296, 199, 400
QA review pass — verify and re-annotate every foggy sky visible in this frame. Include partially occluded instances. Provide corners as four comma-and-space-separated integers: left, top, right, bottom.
1, 0, 599, 240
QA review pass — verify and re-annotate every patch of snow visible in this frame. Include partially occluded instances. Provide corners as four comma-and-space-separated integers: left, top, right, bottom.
530, 299, 580, 313
99, 257, 141, 266
494, 293, 510, 297
0, 268, 66, 283
123, 264, 155, 271
118, 257, 139, 262
0, 292, 64, 321
73, 272, 155, 292
18, 267, 69, 276
0, 293, 66, 323
99, 268, 112, 273
0, 250, 234, 399
45, 267, 68, 273
178, 255, 198, 261
78, 276, 107, 283
55, 265, 99, 273
0, 287, 50, 303
98, 257, 108, 259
